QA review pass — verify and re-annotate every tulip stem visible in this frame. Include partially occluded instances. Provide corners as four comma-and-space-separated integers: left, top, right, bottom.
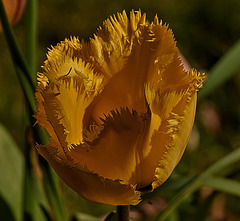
117, 205, 130, 221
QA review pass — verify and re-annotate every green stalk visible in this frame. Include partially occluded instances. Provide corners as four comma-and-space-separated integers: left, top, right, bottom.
154, 147, 240, 221
25, 0, 37, 83
1, 1, 66, 220
117, 205, 130, 221
0, 0, 36, 113
0, 0, 35, 90
15, 67, 36, 113
23, 1, 66, 220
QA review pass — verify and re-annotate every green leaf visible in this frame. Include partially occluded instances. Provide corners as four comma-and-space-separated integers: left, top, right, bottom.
204, 177, 240, 197
24, 170, 50, 221
198, 39, 240, 99
165, 209, 180, 221
141, 175, 192, 201
103, 211, 117, 221
0, 124, 24, 221
0, 195, 16, 221
41, 163, 67, 221
153, 147, 240, 221
190, 192, 216, 221
71, 212, 101, 221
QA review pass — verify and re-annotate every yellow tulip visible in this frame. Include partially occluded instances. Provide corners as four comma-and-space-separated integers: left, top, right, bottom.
0, 0, 26, 32
35, 10, 205, 205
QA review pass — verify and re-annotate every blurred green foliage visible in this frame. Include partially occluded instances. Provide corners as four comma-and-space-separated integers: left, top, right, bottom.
1, 0, 240, 220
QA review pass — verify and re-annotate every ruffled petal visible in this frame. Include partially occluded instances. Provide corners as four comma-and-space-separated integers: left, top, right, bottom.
42, 37, 83, 82
34, 80, 65, 156
83, 10, 184, 126
128, 70, 205, 190
78, 10, 146, 78
35, 56, 104, 148
37, 144, 141, 205
152, 71, 205, 189
151, 93, 197, 189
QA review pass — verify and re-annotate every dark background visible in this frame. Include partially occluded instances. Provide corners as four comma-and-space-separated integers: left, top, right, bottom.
1, 0, 240, 220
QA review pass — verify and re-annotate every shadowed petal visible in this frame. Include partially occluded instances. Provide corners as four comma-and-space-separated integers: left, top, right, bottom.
37, 144, 141, 205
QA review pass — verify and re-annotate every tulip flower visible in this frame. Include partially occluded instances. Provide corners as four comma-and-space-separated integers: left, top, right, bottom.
35, 10, 205, 205
0, 0, 26, 32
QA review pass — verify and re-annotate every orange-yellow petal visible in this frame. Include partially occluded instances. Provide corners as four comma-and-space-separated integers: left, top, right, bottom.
34, 10, 206, 206
141, 69, 205, 190
36, 55, 104, 147
152, 93, 197, 189
127, 69, 205, 190
68, 108, 150, 183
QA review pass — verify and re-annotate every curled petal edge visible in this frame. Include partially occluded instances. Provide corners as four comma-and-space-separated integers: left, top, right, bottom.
149, 70, 205, 190
152, 93, 197, 189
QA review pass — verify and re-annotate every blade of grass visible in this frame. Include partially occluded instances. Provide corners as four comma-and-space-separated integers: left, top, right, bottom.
40, 161, 67, 221
191, 192, 216, 221
198, 39, 240, 100
24, 169, 50, 221
204, 177, 240, 197
141, 176, 192, 202
153, 147, 240, 221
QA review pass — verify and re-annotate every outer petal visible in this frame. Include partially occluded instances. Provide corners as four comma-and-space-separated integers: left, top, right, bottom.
143, 70, 205, 190
151, 94, 196, 187
127, 70, 205, 190
152, 71, 206, 189
37, 144, 141, 205
35, 54, 104, 148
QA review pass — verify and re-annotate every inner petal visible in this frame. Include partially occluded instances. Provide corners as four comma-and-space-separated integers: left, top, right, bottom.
69, 108, 151, 183
87, 67, 148, 125
84, 29, 160, 126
